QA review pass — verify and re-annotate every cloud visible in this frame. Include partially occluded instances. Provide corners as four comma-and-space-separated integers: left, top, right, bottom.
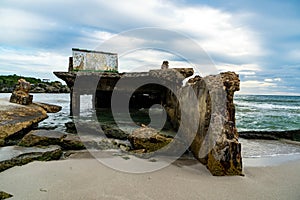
0, 0, 299, 95
117, 49, 194, 72
0, 47, 68, 79
264, 78, 282, 82
238, 80, 278, 95
1, 0, 261, 58
216, 63, 261, 75
287, 49, 300, 62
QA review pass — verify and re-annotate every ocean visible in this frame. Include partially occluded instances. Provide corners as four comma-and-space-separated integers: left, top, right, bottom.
1, 93, 300, 165
235, 95, 300, 131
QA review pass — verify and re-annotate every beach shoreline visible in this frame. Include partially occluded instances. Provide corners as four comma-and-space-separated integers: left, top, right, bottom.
0, 156, 299, 200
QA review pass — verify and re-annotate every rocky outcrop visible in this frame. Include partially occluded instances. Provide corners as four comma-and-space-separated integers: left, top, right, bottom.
19, 130, 85, 150
1, 83, 63, 146
32, 102, 62, 113
0, 101, 65, 146
19, 130, 65, 147
9, 79, 33, 105
0, 75, 70, 93
60, 134, 86, 150
66, 121, 129, 140
0, 100, 48, 146
128, 126, 173, 153
30, 82, 70, 93
17, 129, 129, 150
101, 124, 128, 140
0, 145, 62, 172
166, 72, 243, 176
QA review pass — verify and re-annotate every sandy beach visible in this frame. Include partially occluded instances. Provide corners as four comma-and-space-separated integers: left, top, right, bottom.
0, 155, 299, 200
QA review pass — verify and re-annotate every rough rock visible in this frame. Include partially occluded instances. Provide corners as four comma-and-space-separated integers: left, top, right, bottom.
0, 191, 13, 199
101, 124, 128, 140
128, 126, 173, 153
166, 72, 243, 176
60, 134, 85, 150
18, 128, 129, 151
33, 102, 62, 113
29, 83, 70, 93
0, 100, 48, 146
0, 145, 62, 172
149, 68, 194, 87
18, 130, 65, 147
18, 130, 85, 150
45, 85, 60, 93
72, 121, 129, 140
30, 86, 45, 93
65, 121, 77, 133
9, 79, 33, 105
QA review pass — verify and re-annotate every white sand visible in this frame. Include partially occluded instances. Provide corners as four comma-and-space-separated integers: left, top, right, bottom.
0, 157, 300, 200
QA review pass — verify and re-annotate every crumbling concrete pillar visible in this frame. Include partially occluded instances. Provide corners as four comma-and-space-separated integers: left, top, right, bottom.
167, 72, 242, 176
71, 90, 80, 116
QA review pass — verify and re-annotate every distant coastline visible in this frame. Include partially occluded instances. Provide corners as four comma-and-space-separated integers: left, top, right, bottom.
0, 74, 70, 93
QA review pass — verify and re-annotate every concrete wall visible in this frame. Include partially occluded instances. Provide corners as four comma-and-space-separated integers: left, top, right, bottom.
72, 48, 118, 72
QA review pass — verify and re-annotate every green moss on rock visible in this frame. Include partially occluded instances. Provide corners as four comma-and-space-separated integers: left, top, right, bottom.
0, 191, 13, 200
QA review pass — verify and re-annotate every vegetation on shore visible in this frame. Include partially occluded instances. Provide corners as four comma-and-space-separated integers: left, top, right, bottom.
0, 74, 69, 93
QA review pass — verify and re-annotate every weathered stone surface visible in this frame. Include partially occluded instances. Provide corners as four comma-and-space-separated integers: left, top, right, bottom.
149, 68, 194, 87
0, 99, 48, 146
0, 191, 13, 199
101, 124, 128, 140
18, 128, 130, 151
166, 72, 243, 176
65, 121, 77, 133
9, 79, 33, 105
128, 126, 172, 153
0, 145, 62, 172
72, 121, 129, 140
18, 130, 85, 150
33, 102, 62, 113
18, 130, 65, 147
9, 92, 33, 105
60, 134, 85, 150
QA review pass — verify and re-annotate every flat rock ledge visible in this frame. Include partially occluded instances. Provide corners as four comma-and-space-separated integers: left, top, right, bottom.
18, 129, 131, 151
0, 145, 62, 172
19, 130, 85, 150
0, 99, 48, 146
32, 102, 62, 113
0, 98, 63, 146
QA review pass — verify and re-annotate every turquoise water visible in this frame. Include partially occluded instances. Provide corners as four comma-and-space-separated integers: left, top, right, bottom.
235, 95, 300, 131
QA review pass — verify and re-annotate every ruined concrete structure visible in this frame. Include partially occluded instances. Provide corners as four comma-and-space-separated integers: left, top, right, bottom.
54, 48, 242, 176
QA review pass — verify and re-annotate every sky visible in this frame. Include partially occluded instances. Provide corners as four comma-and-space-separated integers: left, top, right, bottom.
0, 0, 300, 95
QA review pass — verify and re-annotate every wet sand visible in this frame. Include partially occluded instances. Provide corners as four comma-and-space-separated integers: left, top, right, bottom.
0, 156, 299, 200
